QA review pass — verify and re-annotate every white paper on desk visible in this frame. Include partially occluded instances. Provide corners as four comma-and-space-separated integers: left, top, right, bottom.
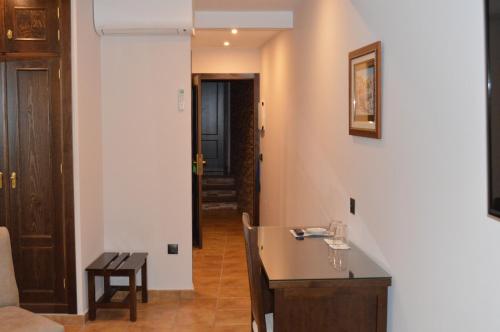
324, 239, 351, 250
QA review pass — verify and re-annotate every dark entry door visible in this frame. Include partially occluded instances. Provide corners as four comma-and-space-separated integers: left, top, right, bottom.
201, 81, 228, 175
192, 76, 203, 248
6, 59, 67, 312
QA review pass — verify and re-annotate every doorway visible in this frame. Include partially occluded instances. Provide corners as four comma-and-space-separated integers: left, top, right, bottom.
192, 74, 260, 248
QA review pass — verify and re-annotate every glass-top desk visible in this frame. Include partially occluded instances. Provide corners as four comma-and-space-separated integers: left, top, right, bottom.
257, 226, 391, 332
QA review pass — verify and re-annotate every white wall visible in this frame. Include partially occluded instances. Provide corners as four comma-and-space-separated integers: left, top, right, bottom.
101, 36, 193, 291
192, 47, 261, 73
71, 0, 104, 314
260, 0, 500, 331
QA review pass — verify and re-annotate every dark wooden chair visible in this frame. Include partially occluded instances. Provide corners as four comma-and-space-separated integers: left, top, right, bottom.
242, 213, 274, 332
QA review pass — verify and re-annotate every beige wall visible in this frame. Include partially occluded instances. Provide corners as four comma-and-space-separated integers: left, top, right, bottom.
192, 47, 261, 73
101, 36, 193, 291
71, 0, 104, 314
260, 0, 500, 330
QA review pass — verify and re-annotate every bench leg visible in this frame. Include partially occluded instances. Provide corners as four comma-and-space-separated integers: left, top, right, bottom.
129, 272, 137, 322
141, 259, 148, 303
87, 271, 96, 321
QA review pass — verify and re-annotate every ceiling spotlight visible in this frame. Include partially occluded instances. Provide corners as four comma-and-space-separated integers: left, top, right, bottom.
224, 41, 230, 46
231, 28, 238, 34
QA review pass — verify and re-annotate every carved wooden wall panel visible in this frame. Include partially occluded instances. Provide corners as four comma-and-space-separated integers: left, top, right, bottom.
14, 7, 47, 40
5, 0, 59, 53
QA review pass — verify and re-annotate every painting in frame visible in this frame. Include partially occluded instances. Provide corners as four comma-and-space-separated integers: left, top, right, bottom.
349, 41, 382, 139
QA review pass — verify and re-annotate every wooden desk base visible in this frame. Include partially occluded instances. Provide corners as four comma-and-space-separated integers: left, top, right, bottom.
273, 284, 388, 332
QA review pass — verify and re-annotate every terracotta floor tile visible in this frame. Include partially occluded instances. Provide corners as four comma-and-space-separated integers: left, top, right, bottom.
186, 287, 220, 299
219, 286, 250, 298
221, 271, 248, 281
63, 326, 83, 332
171, 323, 214, 332
157, 291, 181, 303
194, 277, 222, 289
80, 321, 130, 332
222, 262, 247, 271
175, 308, 216, 327
222, 266, 248, 275
213, 325, 251, 332
220, 278, 249, 289
216, 297, 251, 310
179, 298, 218, 310
214, 310, 251, 326
194, 271, 222, 280
127, 326, 173, 332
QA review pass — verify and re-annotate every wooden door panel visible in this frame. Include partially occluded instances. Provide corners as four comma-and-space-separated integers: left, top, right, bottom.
7, 59, 65, 309
192, 80, 202, 248
201, 82, 227, 175
5, 0, 59, 53
0, 63, 6, 227
0, 0, 6, 52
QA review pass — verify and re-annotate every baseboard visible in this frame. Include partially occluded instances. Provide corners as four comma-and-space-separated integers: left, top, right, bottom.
43, 313, 87, 326
148, 289, 196, 301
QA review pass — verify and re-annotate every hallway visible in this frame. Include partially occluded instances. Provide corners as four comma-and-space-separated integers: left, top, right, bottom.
192, 212, 251, 329
62, 212, 250, 331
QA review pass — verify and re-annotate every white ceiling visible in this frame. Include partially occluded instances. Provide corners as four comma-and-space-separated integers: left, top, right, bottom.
193, 0, 300, 11
192, 29, 281, 49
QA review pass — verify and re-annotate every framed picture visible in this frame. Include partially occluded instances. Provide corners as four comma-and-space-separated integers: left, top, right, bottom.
349, 41, 382, 139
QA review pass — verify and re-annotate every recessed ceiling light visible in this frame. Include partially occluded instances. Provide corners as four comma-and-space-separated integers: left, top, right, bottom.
224, 41, 230, 46
231, 28, 238, 35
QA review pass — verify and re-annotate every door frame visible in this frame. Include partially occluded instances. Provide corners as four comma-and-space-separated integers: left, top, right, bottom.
0, 0, 77, 314
60, 0, 78, 314
191, 73, 261, 226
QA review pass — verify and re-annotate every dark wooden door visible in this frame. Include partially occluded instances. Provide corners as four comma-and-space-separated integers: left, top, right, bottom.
0, 0, 6, 52
6, 59, 66, 312
5, 0, 60, 53
201, 81, 228, 175
192, 76, 203, 248
0, 62, 6, 227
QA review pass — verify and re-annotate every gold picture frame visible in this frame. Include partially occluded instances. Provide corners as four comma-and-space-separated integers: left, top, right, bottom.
349, 41, 382, 139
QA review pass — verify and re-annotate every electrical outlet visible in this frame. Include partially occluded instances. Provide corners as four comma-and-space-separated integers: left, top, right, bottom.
350, 198, 356, 215
168, 244, 179, 255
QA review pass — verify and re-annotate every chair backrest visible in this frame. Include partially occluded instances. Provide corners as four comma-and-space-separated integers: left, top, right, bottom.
0, 227, 19, 307
242, 212, 267, 332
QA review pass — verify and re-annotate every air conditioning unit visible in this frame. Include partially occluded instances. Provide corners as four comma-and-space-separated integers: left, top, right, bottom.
93, 0, 193, 36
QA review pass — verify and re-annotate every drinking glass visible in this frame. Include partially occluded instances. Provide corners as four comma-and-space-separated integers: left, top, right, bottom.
328, 220, 343, 240
329, 249, 349, 272
333, 223, 348, 245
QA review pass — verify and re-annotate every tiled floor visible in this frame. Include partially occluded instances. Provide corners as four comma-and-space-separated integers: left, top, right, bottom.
64, 212, 250, 332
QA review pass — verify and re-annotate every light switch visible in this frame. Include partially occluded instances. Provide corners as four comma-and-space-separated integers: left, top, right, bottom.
178, 89, 185, 112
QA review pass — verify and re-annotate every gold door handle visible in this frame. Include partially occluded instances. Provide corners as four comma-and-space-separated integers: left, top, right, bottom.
194, 154, 206, 176
10, 172, 16, 189
7, 29, 13, 40
0, 172, 3, 189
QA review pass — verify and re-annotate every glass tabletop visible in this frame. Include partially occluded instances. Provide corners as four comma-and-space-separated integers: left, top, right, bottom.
257, 226, 391, 286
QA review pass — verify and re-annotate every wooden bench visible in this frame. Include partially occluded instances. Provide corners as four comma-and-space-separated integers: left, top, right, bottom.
86, 252, 148, 322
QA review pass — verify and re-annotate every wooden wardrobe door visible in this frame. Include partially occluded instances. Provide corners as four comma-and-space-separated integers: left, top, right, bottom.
0, 0, 6, 52
0, 62, 6, 228
5, 0, 59, 53
7, 59, 66, 312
